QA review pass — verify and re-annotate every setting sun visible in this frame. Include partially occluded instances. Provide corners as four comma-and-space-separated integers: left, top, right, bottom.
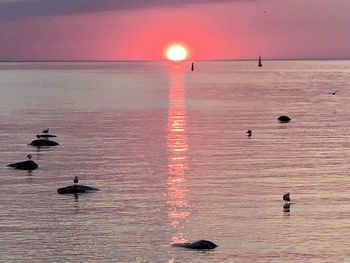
166, 45, 188, 61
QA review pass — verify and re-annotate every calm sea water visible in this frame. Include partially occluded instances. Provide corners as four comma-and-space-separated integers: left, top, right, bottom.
1, 60, 350, 262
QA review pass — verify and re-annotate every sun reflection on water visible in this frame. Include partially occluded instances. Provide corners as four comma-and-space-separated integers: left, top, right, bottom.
166, 63, 191, 244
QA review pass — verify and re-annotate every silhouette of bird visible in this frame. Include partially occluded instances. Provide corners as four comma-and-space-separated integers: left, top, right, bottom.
73, 176, 79, 184
42, 128, 49, 134
27, 154, 32, 160
283, 192, 290, 203
246, 130, 252, 136
328, 90, 339, 95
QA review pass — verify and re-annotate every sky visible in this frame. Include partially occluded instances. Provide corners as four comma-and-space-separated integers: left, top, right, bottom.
0, 0, 349, 61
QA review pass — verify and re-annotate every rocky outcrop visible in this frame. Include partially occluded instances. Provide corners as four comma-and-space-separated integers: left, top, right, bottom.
278, 115, 291, 122
30, 139, 59, 146
57, 184, 100, 194
7, 160, 38, 170
172, 240, 218, 250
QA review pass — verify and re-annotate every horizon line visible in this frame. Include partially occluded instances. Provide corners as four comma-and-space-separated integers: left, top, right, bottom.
0, 58, 350, 63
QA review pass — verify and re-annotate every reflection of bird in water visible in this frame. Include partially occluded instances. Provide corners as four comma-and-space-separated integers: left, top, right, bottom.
283, 203, 290, 209
73, 176, 79, 184
283, 192, 290, 203
42, 128, 49, 134
27, 154, 32, 160
246, 130, 252, 137
283, 203, 291, 213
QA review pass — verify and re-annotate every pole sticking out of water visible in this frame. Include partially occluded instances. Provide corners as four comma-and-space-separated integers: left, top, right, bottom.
191, 62, 194, 71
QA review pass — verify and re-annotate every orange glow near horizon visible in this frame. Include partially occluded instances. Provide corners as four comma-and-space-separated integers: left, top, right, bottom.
166, 45, 188, 61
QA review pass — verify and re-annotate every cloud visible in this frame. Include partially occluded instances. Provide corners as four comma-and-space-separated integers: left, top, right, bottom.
0, 0, 252, 21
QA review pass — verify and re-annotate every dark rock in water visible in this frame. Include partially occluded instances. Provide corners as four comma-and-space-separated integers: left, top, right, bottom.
172, 240, 218, 250
278, 115, 291, 122
57, 184, 100, 194
30, 139, 59, 147
36, 134, 57, 138
7, 160, 38, 170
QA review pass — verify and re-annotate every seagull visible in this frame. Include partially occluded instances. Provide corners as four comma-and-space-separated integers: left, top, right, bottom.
73, 176, 79, 184
246, 130, 252, 136
42, 128, 49, 134
283, 192, 290, 203
27, 154, 32, 160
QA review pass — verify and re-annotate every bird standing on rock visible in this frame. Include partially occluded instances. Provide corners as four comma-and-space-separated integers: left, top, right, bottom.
73, 176, 79, 184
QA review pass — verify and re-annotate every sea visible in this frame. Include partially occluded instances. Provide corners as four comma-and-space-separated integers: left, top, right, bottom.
0, 60, 350, 263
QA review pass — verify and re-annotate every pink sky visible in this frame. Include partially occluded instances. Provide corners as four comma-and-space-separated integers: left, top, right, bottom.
0, 0, 349, 60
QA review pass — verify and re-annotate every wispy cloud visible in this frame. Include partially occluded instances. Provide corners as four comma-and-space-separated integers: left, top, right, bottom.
0, 0, 252, 20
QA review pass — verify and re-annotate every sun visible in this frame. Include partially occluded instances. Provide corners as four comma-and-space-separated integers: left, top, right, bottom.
166, 45, 188, 61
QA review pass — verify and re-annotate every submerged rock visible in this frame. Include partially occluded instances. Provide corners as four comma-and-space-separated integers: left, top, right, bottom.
7, 160, 38, 170
277, 115, 291, 122
172, 240, 218, 250
30, 139, 59, 147
57, 184, 100, 194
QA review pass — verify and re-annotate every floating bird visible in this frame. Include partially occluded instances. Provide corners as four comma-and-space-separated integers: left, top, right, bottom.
246, 130, 252, 136
73, 176, 79, 184
42, 128, 49, 134
329, 90, 339, 95
283, 192, 290, 203
27, 154, 32, 160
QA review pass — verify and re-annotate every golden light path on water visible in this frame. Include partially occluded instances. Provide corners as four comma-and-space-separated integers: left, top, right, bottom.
166, 62, 191, 246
